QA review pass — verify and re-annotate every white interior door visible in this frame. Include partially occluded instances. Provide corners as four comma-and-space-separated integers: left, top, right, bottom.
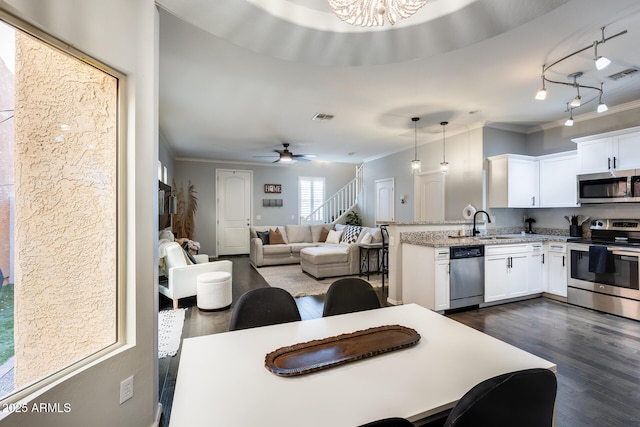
375, 178, 395, 223
217, 169, 252, 255
415, 171, 445, 221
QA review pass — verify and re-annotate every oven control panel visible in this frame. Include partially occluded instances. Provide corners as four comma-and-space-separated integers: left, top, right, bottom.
590, 219, 640, 231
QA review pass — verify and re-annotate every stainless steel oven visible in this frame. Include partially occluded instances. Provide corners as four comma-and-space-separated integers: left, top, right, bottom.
577, 170, 640, 203
567, 219, 640, 320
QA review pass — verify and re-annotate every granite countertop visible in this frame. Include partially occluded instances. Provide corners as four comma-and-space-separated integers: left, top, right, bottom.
401, 233, 572, 248
380, 220, 473, 226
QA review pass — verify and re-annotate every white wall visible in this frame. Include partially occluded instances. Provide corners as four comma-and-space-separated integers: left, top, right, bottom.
0, 1, 158, 426
361, 127, 484, 224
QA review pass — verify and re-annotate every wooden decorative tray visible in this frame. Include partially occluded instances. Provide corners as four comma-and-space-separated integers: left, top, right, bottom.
265, 324, 420, 377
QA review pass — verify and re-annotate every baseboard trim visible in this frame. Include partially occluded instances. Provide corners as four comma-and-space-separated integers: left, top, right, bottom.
387, 297, 402, 306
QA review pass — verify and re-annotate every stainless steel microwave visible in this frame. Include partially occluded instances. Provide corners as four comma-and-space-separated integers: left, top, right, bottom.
577, 170, 640, 203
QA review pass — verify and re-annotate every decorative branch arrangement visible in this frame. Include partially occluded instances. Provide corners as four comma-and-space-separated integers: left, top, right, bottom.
172, 179, 198, 239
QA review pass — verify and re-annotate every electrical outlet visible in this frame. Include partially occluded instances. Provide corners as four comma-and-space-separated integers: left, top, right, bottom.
120, 376, 134, 404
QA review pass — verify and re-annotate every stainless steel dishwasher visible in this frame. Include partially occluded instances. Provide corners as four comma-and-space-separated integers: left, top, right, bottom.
449, 245, 485, 309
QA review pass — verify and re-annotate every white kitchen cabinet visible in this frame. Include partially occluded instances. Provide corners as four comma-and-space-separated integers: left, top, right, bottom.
539, 152, 579, 207
545, 243, 567, 297
401, 244, 449, 311
528, 244, 544, 294
487, 154, 539, 208
574, 127, 640, 174
485, 244, 542, 303
484, 244, 531, 302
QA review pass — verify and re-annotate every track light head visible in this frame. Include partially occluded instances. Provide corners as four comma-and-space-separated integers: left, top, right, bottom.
595, 56, 611, 70
570, 95, 581, 108
535, 87, 547, 100
597, 102, 609, 113
565, 117, 574, 127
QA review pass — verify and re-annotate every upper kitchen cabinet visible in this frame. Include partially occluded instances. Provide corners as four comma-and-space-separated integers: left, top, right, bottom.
574, 127, 640, 174
539, 152, 579, 207
488, 154, 539, 208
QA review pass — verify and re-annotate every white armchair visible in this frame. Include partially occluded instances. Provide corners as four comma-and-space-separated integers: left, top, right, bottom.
159, 242, 233, 309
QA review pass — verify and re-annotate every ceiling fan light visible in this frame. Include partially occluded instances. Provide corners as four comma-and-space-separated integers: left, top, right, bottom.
535, 87, 547, 100
595, 55, 611, 71
597, 102, 609, 113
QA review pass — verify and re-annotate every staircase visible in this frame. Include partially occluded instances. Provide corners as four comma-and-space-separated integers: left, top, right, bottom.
301, 164, 363, 225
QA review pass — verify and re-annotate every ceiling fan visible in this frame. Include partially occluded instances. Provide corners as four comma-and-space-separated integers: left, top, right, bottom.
254, 143, 316, 163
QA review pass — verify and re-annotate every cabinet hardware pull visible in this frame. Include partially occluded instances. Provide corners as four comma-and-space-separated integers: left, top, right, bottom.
608, 157, 611, 169
531, 196, 535, 206
542, 254, 545, 264
562, 255, 565, 267
614, 156, 617, 169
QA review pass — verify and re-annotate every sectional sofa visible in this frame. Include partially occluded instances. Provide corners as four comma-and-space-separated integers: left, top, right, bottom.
249, 224, 383, 278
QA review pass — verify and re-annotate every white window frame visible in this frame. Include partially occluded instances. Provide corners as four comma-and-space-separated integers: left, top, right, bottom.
0, 11, 125, 405
298, 176, 325, 224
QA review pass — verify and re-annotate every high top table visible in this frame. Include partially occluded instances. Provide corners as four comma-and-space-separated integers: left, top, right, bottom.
170, 304, 556, 427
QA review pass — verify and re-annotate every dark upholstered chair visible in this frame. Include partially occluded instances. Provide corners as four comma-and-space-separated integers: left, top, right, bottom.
359, 417, 414, 427
229, 287, 301, 331
322, 278, 382, 317
442, 368, 557, 427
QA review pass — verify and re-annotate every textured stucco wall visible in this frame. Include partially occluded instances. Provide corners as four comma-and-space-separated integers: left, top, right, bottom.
13, 33, 117, 388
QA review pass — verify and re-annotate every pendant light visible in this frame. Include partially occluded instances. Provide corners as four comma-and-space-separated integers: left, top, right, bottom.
440, 121, 449, 173
410, 117, 421, 173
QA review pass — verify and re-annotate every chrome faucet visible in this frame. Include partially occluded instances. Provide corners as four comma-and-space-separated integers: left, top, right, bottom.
473, 210, 492, 236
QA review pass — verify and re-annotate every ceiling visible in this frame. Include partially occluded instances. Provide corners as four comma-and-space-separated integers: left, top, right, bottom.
157, 0, 640, 164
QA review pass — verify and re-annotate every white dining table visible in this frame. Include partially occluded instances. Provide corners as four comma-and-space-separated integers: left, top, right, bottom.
169, 303, 556, 427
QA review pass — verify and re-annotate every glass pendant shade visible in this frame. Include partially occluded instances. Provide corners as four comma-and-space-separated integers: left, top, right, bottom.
565, 117, 574, 127
440, 162, 449, 173
597, 102, 608, 113
410, 116, 421, 173
411, 159, 421, 173
535, 87, 547, 100
595, 56, 611, 70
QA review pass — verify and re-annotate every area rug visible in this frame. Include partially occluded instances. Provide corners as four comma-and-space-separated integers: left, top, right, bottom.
158, 308, 186, 358
255, 264, 383, 297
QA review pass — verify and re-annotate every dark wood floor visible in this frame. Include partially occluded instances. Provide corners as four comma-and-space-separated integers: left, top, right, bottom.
159, 256, 640, 427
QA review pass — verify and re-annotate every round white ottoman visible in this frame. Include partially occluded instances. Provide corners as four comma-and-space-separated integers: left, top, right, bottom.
197, 271, 232, 311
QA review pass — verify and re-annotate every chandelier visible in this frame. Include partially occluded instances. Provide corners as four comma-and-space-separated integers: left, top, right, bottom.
328, 0, 429, 27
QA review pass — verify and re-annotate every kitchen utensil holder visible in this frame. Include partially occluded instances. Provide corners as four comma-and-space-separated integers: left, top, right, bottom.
569, 225, 582, 237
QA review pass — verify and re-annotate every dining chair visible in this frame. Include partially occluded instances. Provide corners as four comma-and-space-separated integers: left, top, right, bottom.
359, 417, 414, 427
322, 278, 382, 317
440, 368, 557, 427
229, 287, 301, 331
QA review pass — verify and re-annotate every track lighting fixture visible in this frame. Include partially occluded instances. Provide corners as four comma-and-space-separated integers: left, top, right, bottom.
564, 104, 574, 127
535, 70, 547, 100
597, 83, 608, 113
534, 26, 626, 120
594, 27, 612, 70
440, 121, 449, 174
410, 117, 421, 174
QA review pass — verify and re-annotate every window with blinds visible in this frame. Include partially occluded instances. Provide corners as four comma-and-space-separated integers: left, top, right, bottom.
299, 176, 325, 222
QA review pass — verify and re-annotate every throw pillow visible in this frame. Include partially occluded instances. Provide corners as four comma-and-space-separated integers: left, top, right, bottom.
269, 228, 286, 245
256, 230, 270, 245
325, 229, 343, 244
318, 227, 330, 243
341, 225, 362, 244
360, 232, 372, 244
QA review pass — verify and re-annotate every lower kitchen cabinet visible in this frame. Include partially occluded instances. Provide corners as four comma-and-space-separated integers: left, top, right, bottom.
485, 244, 542, 303
545, 243, 567, 297
402, 244, 450, 311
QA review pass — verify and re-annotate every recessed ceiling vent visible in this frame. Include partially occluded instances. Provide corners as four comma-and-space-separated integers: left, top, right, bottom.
608, 67, 639, 81
312, 113, 334, 121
